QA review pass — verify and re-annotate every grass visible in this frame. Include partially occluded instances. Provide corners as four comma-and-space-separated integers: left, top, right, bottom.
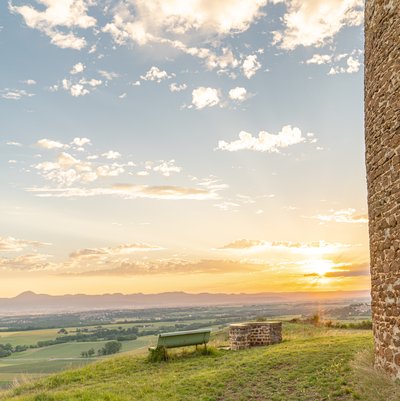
0, 323, 387, 401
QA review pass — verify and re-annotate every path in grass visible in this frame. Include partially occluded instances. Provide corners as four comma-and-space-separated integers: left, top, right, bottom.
1, 326, 373, 401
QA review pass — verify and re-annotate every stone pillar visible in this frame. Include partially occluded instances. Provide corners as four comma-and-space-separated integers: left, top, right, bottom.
365, 0, 400, 379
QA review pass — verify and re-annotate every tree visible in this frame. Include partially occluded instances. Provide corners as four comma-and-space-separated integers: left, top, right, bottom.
58, 328, 68, 335
99, 341, 122, 355
88, 348, 95, 357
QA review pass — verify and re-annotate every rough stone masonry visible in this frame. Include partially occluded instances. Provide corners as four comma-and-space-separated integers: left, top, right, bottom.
365, 0, 400, 379
229, 322, 282, 350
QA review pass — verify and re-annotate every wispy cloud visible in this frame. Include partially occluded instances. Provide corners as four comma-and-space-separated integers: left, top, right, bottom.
309, 208, 368, 224
26, 184, 220, 200
1, 88, 34, 100
0, 236, 49, 252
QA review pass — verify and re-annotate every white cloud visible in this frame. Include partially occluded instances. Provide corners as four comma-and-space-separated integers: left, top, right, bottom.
328, 56, 361, 75
310, 208, 368, 224
70, 62, 85, 74
1, 89, 34, 100
98, 70, 119, 80
22, 79, 37, 85
218, 125, 315, 153
103, 1, 266, 74
192, 87, 220, 109
71, 137, 91, 147
104, 0, 267, 43
152, 160, 182, 176
228, 87, 247, 101
273, 0, 363, 50
79, 78, 102, 87
242, 54, 261, 79
62, 78, 101, 96
37, 138, 66, 149
169, 83, 187, 92
131, 80, 141, 86
102, 151, 121, 160
119, 92, 127, 99
306, 54, 333, 64
214, 201, 240, 211
6, 141, 22, 147
9, 0, 96, 50
140, 66, 174, 82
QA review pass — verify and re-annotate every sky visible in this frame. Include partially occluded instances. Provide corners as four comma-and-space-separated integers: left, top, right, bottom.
0, 0, 369, 297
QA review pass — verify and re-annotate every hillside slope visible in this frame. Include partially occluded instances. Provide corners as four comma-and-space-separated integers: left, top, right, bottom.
0, 325, 385, 401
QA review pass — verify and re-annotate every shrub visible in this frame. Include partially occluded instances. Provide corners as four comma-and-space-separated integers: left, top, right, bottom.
148, 346, 169, 363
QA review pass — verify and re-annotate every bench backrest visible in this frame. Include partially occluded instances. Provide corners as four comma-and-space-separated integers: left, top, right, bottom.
156, 328, 211, 348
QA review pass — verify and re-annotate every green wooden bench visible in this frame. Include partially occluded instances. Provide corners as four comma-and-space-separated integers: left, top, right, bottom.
149, 328, 212, 351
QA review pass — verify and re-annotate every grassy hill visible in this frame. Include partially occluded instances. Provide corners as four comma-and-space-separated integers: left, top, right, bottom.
1, 323, 399, 401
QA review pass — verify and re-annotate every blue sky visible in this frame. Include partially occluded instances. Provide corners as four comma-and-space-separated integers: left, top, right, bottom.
0, 0, 369, 296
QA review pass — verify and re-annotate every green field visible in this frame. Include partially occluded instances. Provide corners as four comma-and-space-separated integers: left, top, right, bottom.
0, 318, 224, 390
2, 323, 398, 401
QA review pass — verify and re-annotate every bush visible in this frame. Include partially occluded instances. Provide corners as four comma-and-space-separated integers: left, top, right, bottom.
148, 346, 169, 362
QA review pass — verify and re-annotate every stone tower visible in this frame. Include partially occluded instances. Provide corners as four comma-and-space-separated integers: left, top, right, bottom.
365, 0, 400, 379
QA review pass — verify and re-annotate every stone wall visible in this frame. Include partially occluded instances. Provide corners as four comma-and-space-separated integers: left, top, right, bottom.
229, 322, 282, 350
365, 0, 400, 379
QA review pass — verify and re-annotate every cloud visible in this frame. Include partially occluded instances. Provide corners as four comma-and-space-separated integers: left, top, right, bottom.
61, 258, 266, 276
242, 54, 261, 78
273, 0, 363, 50
192, 87, 220, 109
152, 160, 182, 176
0, 89, 34, 100
9, 0, 96, 50
34, 150, 126, 186
0, 254, 53, 271
306, 54, 333, 64
98, 70, 119, 80
169, 83, 187, 92
70, 243, 164, 259
6, 141, 22, 147
228, 87, 248, 101
61, 77, 101, 97
218, 125, 315, 153
310, 208, 368, 224
27, 184, 220, 200
140, 66, 174, 82
62, 79, 90, 97
102, 1, 266, 74
103, 0, 267, 43
0, 236, 49, 252
22, 79, 37, 85
102, 150, 121, 160
37, 138, 66, 149
70, 62, 85, 74
71, 137, 91, 147
328, 56, 361, 75
218, 239, 354, 254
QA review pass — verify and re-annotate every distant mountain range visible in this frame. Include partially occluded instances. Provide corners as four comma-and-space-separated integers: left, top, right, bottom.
0, 290, 370, 314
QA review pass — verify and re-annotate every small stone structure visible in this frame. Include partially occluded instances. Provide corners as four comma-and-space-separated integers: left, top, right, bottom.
365, 0, 400, 379
229, 322, 282, 350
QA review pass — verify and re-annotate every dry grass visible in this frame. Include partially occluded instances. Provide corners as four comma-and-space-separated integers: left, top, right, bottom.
351, 348, 400, 401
